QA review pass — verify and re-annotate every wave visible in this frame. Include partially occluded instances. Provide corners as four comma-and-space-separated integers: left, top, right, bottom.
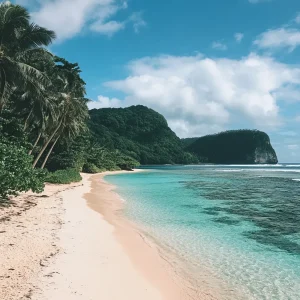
218, 169, 244, 172
285, 165, 300, 167
292, 179, 300, 182
218, 168, 300, 173
249, 169, 300, 173
225, 164, 284, 167
184, 164, 284, 167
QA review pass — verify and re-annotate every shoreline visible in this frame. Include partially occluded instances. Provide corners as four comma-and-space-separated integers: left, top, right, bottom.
86, 170, 193, 300
1, 170, 193, 299
97, 171, 238, 300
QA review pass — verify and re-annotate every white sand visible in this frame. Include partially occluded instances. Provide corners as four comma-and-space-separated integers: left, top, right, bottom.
0, 181, 81, 299
32, 173, 169, 300
1, 171, 193, 300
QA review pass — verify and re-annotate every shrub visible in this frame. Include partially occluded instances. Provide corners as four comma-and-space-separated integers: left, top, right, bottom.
82, 163, 104, 174
45, 168, 82, 184
0, 139, 45, 200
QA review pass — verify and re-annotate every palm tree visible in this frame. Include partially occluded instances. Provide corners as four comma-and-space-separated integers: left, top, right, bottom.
32, 58, 89, 168
0, 2, 56, 112
40, 100, 89, 169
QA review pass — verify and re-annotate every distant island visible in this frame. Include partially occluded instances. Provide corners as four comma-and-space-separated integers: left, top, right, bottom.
183, 130, 278, 164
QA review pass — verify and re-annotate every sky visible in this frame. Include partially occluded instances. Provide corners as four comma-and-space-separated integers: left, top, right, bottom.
13, 0, 300, 162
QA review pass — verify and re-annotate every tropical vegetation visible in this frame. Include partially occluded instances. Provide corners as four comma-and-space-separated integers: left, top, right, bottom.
88, 106, 198, 165
0, 2, 137, 200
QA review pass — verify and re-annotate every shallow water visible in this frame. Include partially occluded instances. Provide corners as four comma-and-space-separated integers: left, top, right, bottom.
106, 165, 300, 300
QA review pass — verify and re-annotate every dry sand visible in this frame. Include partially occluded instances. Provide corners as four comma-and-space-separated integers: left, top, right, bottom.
0, 181, 82, 299
0, 171, 194, 300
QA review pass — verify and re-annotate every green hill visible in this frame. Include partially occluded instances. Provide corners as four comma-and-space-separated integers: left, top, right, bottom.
185, 130, 278, 164
88, 105, 197, 165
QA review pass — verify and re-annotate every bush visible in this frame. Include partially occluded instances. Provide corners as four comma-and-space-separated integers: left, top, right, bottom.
45, 168, 82, 184
0, 139, 45, 200
82, 163, 104, 174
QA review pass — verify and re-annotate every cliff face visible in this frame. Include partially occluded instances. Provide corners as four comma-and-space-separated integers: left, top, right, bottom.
186, 130, 278, 164
254, 147, 278, 164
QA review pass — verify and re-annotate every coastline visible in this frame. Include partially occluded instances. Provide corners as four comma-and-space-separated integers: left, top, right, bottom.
94, 171, 230, 300
86, 170, 193, 300
0, 170, 193, 300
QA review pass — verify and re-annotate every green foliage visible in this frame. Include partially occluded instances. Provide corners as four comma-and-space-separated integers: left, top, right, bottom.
0, 2, 56, 111
46, 135, 89, 171
0, 138, 45, 200
88, 105, 198, 165
45, 168, 82, 184
186, 130, 278, 164
82, 163, 103, 174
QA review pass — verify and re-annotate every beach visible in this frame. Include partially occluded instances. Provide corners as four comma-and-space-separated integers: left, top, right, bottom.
0, 171, 190, 300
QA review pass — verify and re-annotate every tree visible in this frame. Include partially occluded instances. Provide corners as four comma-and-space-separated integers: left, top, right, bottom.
0, 2, 56, 112
40, 97, 89, 169
32, 58, 89, 168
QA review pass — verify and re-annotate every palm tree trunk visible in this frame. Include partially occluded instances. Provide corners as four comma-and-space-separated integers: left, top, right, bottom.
32, 120, 62, 168
41, 135, 60, 169
24, 109, 33, 131
29, 132, 42, 155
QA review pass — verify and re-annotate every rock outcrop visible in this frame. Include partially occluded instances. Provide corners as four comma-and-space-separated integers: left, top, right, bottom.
185, 130, 278, 164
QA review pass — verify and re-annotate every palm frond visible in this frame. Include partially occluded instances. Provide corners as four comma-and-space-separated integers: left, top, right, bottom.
16, 23, 56, 50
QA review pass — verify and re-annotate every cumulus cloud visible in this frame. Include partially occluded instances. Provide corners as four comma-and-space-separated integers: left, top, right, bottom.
19, 0, 145, 41
89, 54, 300, 137
235, 33, 244, 43
88, 95, 123, 109
254, 28, 300, 51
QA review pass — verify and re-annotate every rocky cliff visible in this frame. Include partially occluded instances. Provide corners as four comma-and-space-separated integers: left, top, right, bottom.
185, 130, 278, 164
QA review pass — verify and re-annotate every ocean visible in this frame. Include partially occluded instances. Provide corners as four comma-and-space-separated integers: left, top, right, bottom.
105, 165, 300, 300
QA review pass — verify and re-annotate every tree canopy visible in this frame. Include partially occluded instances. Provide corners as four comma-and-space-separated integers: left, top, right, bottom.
186, 130, 278, 164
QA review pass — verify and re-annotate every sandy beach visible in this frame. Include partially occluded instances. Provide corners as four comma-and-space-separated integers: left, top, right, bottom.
0, 171, 192, 300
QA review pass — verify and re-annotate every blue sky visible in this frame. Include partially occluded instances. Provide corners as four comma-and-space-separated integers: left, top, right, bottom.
14, 0, 300, 162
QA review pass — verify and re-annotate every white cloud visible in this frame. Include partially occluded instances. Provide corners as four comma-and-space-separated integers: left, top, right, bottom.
129, 12, 147, 33
90, 54, 300, 137
254, 28, 300, 51
212, 42, 228, 51
90, 20, 125, 36
235, 33, 244, 43
88, 95, 123, 109
22, 0, 145, 41
273, 85, 300, 102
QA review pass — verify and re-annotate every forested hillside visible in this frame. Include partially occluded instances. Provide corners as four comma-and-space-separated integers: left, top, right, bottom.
88, 106, 197, 165
186, 130, 278, 164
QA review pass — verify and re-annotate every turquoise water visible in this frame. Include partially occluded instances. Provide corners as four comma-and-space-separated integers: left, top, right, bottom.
106, 165, 300, 300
